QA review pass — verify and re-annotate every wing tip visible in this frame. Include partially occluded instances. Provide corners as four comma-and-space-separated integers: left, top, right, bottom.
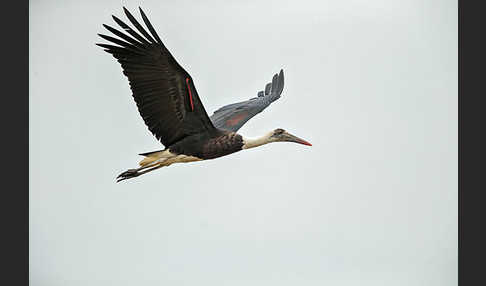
123, 6, 135, 19
278, 68, 284, 93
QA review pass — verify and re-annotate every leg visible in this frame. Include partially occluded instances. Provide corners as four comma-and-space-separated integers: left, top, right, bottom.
116, 159, 168, 183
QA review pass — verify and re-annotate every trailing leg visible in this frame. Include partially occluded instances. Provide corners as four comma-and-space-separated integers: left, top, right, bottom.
116, 159, 166, 182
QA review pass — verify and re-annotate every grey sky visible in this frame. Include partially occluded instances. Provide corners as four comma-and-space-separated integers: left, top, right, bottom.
30, 0, 457, 285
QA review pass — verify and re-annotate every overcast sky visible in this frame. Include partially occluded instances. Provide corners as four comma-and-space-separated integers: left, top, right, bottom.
30, 0, 457, 285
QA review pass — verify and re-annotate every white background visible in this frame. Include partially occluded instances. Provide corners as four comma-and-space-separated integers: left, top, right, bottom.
30, 0, 457, 285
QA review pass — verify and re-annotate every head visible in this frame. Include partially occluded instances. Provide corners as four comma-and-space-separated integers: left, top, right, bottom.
269, 128, 312, 146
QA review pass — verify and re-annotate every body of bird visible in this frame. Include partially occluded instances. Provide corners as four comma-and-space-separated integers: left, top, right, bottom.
170, 130, 244, 160
97, 7, 311, 182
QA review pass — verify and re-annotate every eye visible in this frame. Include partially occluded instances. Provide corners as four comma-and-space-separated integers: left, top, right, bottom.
274, 128, 285, 135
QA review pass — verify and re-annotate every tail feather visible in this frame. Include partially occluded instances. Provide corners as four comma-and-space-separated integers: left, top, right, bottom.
138, 149, 168, 167
138, 149, 165, 156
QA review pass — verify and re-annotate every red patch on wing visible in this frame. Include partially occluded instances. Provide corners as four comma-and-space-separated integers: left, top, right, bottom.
226, 112, 248, 126
186, 78, 194, 111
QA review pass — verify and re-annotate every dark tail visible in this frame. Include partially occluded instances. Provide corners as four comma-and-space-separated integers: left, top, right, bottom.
138, 149, 164, 156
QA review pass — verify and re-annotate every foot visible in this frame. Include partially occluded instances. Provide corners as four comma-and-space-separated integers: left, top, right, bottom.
116, 168, 140, 183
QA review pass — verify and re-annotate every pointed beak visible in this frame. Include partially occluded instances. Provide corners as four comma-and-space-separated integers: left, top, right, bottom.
282, 132, 312, 146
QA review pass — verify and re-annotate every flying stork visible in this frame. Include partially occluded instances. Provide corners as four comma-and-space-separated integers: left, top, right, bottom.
97, 7, 312, 182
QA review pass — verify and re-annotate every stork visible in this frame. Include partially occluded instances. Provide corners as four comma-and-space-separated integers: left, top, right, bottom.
97, 7, 312, 182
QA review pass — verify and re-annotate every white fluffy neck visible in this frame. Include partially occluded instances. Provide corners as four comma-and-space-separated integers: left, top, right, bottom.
242, 131, 274, 150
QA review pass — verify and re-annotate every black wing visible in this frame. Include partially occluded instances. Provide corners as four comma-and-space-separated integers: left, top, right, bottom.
97, 7, 215, 147
210, 69, 284, 132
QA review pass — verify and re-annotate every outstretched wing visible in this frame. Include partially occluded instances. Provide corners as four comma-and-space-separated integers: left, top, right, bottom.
97, 7, 215, 147
210, 69, 284, 132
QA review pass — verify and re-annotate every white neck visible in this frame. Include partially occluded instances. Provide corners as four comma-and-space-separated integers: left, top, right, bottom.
242, 132, 274, 150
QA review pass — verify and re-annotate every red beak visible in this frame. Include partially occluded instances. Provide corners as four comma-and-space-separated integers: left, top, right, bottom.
296, 139, 312, 146
284, 132, 312, 146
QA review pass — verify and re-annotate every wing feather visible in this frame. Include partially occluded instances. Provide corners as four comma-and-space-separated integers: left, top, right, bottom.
210, 69, 284, 132
97, 7, 215, 146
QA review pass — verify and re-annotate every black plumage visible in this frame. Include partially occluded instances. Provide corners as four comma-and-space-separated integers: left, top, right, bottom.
170, 130, 244, 160
97, 7, 216, 147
